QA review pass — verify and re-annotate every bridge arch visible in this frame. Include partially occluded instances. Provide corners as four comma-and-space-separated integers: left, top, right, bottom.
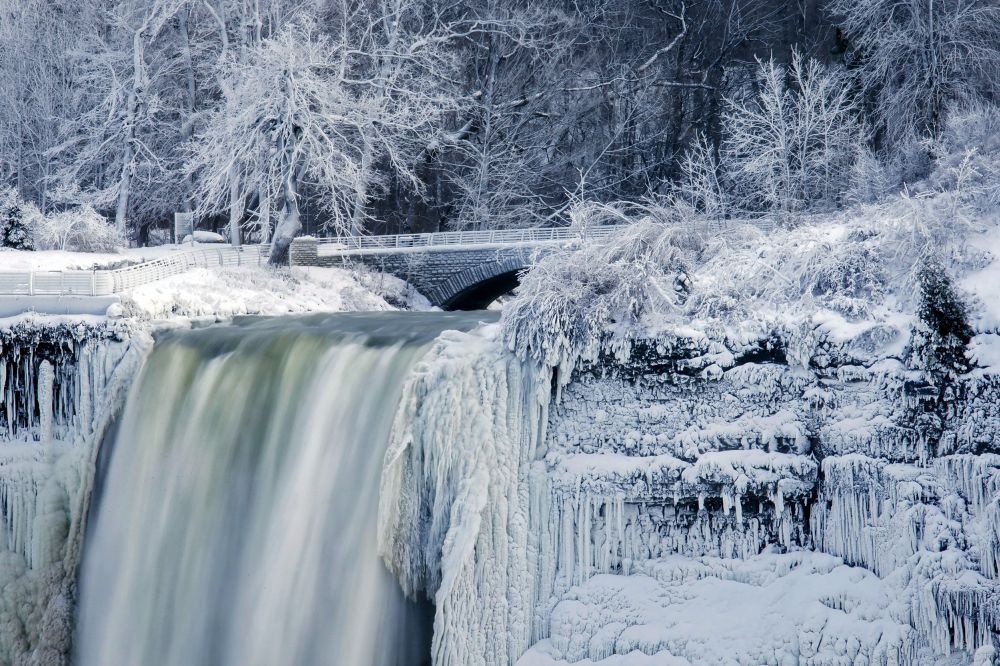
434, 256, 529, 310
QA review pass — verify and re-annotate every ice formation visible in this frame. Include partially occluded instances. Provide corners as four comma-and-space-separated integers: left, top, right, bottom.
0, 319, 151, 665
379, 315, 1000, 666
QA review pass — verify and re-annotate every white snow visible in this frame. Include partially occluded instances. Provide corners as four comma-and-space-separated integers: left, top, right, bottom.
0, 245, 187, 271
519, 552, 914, 666
181, 230, 225, 243
117, 265, 430, 320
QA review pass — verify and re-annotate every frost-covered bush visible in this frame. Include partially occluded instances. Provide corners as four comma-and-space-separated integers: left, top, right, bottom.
0, 187, 35, 250
501, 203, 700, 378
922, 104, 1000, 212
676, 133, 729, 219
34, 205, 124, 252
809, 245, 888, 318
845, 145, 897, 205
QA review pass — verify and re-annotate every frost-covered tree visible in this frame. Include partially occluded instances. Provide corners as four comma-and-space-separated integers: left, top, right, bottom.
189, 10, 455, 263
47, 0, 199, 240
0, 189, 34, 250
831, 0, 1000, 145
722, 53, 861, 214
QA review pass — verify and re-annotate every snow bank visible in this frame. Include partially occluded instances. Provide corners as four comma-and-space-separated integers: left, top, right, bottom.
520, 552, 915, 666
117, 265, 430, 320
0, 245, 186, 271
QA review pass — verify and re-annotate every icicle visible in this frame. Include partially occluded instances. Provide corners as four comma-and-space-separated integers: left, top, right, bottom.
37, 361, 53, 456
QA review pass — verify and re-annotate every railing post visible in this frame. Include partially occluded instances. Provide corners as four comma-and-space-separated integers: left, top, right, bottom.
289, 236, 319, 266
28, 271, 33, 296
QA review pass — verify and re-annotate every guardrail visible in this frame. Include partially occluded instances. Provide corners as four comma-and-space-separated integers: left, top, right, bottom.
314, 225, 626, 251
0, 219, 765, 297
0, 245, 269, 297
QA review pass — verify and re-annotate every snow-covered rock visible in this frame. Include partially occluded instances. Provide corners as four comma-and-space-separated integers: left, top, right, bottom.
181, 230, 225, 243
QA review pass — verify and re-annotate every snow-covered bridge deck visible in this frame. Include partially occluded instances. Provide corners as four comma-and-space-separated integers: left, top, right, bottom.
290, 225, 629, 308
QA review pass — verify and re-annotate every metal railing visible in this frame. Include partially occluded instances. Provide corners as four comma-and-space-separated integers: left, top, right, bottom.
314, 225, 626, 252
0, 245, 269, 297
0, 219, 758, 297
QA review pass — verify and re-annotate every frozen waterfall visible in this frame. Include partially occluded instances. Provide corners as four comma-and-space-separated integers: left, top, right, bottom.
75, 312, 494, 666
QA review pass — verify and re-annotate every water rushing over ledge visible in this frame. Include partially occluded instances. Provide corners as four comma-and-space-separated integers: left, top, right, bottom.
75, 311, 496, 666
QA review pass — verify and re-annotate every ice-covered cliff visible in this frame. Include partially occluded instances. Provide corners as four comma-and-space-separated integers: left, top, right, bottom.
378, 317, 1000, 666
0, 318, 150, 666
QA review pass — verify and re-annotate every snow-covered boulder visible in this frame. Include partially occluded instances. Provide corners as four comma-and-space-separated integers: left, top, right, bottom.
181, 230, 225, 244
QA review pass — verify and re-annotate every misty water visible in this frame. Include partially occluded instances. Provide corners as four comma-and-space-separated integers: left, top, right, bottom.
74, 311, 497, 666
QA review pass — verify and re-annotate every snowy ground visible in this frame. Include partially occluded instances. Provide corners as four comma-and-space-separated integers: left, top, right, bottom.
117, 265, 431, 320
0, 243, 197, 271
519, 552, 915, 666
0, 245, 433, 323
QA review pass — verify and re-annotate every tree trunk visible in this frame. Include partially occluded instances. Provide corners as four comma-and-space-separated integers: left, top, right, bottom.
258, 187, 271, 243
178, 11, 198, 214
350, 136, 372, 236
116, 26, 147, 239
228, 163, 242, 247
268, 173, 300, 265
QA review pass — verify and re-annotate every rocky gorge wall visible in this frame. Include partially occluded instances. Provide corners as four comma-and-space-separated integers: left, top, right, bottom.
538, 326, 1000, 662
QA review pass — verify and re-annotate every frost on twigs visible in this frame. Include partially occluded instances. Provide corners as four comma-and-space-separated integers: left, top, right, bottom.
500, 204, 700, 385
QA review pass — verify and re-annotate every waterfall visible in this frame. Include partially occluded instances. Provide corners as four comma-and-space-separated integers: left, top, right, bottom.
75, 312, 493, 666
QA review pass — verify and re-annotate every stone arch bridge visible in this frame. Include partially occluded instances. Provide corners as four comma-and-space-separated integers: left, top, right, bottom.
289, 226, 623, 310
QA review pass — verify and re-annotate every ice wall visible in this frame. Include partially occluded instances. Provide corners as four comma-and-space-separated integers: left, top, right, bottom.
379, 322, 1000, 666
0, 321, 150, 666
379, 327, 553, 666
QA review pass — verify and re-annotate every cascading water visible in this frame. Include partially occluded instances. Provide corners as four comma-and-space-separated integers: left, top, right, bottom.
74, 311, 495, 666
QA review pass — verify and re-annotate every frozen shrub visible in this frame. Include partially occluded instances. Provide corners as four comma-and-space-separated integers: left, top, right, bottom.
906, 257, 973, 377
34, 205, 124, 253
846, 145, 897, 205
676, 133, 729, 219
809, 246, 888, 318
922, 103, 1000, 212
501, 202, 699, 380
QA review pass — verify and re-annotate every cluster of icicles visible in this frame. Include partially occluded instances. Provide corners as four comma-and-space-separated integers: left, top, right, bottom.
378, 331, 1000, 666
811, 453, 1000, 655
0, 338, 140, 567
0, 319, 996, 666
